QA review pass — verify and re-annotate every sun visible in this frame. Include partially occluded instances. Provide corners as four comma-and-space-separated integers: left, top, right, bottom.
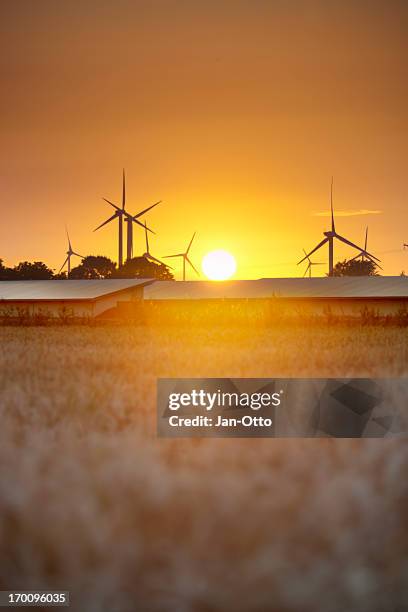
202, 250, 237, 281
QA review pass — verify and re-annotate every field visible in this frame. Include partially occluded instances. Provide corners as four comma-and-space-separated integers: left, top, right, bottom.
0, 322, 407, 612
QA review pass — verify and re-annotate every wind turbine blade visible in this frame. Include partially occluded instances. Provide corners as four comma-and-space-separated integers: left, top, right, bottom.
148, 254, 173, 268
302, 248, 312, 264
363, 254, 383, 269
132, 201, 161, 220
122, 169, 126, 210
133, 218, 155, 234
349, 252, 382, 270
303, 264, 310, 278
103, 198, 121, 212
186, 232, 196, 255
72, 252, 84, 259
65, 226, 72, 251
163, 254, 184, 259
335, 233, 381, 261
186, 256, 199, 276
94, 212, 118, 231
59, 256, 69, 274
331, 176, 335, 233
297, 238, 329, 265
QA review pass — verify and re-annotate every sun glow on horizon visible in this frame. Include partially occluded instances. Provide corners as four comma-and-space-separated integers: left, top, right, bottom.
202, 250, 237, 281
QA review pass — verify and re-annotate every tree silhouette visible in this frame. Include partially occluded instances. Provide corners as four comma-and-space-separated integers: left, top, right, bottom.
0, 259, 15, 280
114, 257, 174, 280
331, 259, 379, 277
8, 261, 54, 280
0, 259, 8, 280
0, 259, 19, 280
69, 256, 117, 279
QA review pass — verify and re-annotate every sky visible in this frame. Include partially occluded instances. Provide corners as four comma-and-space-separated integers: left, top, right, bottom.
0, 0, 407, 279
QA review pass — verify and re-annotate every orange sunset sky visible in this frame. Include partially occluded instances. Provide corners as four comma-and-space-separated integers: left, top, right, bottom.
0, 0, 407, 279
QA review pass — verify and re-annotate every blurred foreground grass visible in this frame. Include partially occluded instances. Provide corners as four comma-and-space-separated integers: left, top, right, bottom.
0, 323, 407, 612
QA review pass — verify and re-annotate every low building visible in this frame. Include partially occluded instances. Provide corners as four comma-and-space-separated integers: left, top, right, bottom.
142, 277, 408, 316
0, 279, 154, 320
2, 277, 408, 321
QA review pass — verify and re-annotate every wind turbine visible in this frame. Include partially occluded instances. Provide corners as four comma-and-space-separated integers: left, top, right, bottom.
142, 220, 172, 268
164, 233, 199, 281
348, 227, 383, 270
302, 249, 324, 278
94, 169, 160, 265
298, 178, 381, 276
59, 228, 84, 278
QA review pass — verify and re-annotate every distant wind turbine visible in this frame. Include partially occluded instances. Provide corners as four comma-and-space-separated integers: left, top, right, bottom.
298, 178, 380, 276
164, 232, 199, 281
142, 220, 172, 268
59, 228, 84, 277
302, 249, 324, 278
348, 227, 383, 270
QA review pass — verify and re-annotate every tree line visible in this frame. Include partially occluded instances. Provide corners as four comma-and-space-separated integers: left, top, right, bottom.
0, 254, 382, 281
0, 256, 174, 281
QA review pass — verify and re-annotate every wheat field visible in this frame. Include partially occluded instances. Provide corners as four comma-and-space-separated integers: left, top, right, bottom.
0, 323, 407, 612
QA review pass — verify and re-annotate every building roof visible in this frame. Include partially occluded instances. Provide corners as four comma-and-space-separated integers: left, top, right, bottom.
143, 277, 408, 300
2, 276, 408, 303
0, 279, 154, 301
